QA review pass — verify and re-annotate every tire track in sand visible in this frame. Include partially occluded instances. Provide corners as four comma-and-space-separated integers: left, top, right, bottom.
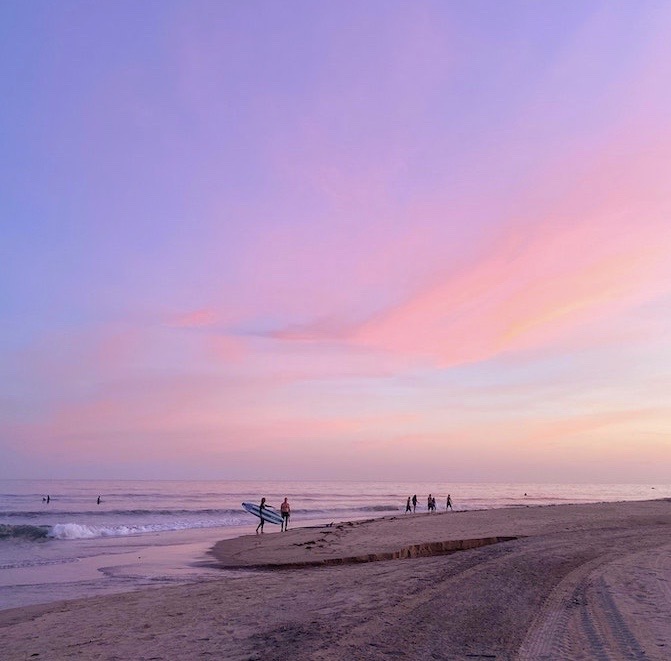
516, 554, 611, 661
517, 537, 671, 660
580, 575, 647, 660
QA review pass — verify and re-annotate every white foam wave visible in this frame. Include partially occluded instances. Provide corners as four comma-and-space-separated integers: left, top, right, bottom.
48, 518, 243, 540
51, 523, 152, 539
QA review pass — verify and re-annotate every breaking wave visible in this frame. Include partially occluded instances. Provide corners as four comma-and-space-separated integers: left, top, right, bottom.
48, 519, 242, 540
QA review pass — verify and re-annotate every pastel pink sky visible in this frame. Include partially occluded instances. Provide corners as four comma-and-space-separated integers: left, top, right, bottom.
2, 2, 670, 481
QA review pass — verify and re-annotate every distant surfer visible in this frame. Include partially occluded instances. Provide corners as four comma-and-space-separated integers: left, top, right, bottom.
446, 494, 453, 510
256, 497, 268, 534
97, 496, 101, 505
46, 495, 50, 504
280, 497, 291, 531
412, 494, 417, 512
405, 496, 412, 513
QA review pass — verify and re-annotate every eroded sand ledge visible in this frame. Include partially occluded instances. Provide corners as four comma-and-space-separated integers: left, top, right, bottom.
2, 500, 671, 660
213, 533, 521, 568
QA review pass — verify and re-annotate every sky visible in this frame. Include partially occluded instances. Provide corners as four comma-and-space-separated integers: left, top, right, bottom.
1, 1, 670, 482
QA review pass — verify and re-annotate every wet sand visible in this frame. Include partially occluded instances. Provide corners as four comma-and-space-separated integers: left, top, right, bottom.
2, 499, 670, 660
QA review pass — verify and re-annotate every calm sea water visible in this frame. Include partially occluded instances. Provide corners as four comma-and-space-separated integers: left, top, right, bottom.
1, 480, 669, 610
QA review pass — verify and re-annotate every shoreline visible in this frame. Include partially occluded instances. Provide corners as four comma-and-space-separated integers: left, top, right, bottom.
0, 525, 254, 612
1, 498, 670, 659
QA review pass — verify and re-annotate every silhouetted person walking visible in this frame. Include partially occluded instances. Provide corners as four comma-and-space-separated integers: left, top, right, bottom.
256, 497, 268, 534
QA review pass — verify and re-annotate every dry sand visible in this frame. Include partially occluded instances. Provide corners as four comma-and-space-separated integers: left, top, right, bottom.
2, 499, 670, 660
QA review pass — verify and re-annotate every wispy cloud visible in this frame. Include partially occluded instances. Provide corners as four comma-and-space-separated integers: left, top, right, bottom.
167, 307, 218, 328
268, 137, 671, 372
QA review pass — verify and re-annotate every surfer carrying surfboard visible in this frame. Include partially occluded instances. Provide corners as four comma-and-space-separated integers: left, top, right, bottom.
256, 497, 268, 534
280, 497, 291, 531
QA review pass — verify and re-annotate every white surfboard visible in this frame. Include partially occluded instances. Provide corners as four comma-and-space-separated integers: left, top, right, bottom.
242, 502, 283, 525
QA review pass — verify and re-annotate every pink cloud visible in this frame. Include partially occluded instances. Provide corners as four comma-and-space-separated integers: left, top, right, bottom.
353, 222, 667, 366
512, 407, 665, 447
266, 208, 668, 370
264, 127, 671, 371
206, 333, 248, 363
167, 307, 218, 328
6, 370, 417, 465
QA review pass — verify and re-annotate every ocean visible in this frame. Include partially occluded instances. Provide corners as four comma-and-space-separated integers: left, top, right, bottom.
1, 479, 669, 611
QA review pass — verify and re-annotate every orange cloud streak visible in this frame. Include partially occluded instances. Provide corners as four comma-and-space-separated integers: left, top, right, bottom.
351, 140, 671, 366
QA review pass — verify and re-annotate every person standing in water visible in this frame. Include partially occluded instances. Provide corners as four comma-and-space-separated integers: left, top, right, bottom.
412, 494, 417, 512
256, 497, 268, 534
280, 497, 291, 531
405, 496, 412, 513
446, 494, 453, 510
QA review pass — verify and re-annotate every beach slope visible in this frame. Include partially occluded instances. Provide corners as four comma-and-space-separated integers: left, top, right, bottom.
2, 500, 670, 660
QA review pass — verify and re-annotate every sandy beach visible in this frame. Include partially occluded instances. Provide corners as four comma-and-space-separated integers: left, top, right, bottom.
2, 499, 670, 660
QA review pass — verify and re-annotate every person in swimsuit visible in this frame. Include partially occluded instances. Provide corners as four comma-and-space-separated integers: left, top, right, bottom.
412, 494, 417, 512
405, 496, 412, 513
446, 494, 453, 510
280, 497, 291, 531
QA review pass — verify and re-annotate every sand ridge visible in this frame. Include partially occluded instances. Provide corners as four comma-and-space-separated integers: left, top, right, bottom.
211, 499, 667, 568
